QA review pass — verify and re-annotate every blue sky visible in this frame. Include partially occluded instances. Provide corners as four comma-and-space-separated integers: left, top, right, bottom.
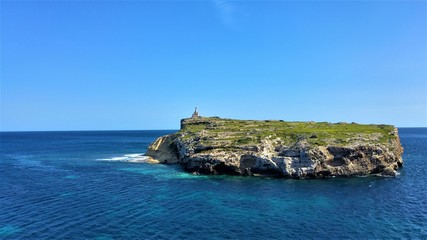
1, 0, 426, 130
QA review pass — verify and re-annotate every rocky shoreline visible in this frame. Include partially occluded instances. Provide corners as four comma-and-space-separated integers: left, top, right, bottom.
145, 117, 403, 179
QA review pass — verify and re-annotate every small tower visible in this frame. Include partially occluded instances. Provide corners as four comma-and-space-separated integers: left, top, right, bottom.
191, 107, 199, 118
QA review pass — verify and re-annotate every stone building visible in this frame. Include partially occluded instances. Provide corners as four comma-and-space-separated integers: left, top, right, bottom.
192, 107, 199, 118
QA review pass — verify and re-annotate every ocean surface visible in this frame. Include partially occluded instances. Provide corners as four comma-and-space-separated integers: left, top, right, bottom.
1, 129, 426, 239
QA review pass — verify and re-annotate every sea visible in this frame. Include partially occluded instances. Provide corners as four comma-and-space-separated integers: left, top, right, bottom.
0, 128, 426, 239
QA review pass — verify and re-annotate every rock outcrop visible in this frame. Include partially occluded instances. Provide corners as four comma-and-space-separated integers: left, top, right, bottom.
145, 117, 403, 178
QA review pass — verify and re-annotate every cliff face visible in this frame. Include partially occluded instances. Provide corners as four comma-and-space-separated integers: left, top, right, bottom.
145, 117, 403, 178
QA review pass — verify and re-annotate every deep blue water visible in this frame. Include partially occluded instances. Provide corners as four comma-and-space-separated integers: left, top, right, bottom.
1, 129, 426, 239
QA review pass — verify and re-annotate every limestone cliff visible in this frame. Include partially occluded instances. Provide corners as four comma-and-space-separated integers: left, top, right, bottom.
145, 117, 403, 178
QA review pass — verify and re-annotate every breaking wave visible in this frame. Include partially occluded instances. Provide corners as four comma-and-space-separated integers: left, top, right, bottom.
97, 153, 149, 163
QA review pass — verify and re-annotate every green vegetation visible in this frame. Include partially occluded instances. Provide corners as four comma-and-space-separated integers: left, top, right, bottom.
178, 117, 396, 147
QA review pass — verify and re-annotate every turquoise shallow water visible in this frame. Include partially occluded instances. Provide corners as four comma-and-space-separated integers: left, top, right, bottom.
1, 129, 426, 239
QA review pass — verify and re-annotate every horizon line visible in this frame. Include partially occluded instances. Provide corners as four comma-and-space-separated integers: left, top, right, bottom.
1, 126, 427, 133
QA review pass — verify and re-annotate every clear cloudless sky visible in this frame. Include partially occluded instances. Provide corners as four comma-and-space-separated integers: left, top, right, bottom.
1, 0, 426, 131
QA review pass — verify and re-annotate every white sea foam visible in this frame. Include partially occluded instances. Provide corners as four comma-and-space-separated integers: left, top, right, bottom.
97, 153, 149, 163
123, 154, 142, 157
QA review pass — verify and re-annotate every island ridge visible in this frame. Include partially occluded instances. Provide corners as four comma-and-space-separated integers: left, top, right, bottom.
145, 116, 403, 179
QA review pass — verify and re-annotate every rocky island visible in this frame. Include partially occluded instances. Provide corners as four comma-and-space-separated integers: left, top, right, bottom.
145, 113, 403, 179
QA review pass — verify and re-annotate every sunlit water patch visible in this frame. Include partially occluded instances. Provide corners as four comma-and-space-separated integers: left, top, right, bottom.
0, 225, 22, 238
64, 175, 80, 179
118, 164, 210, 180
